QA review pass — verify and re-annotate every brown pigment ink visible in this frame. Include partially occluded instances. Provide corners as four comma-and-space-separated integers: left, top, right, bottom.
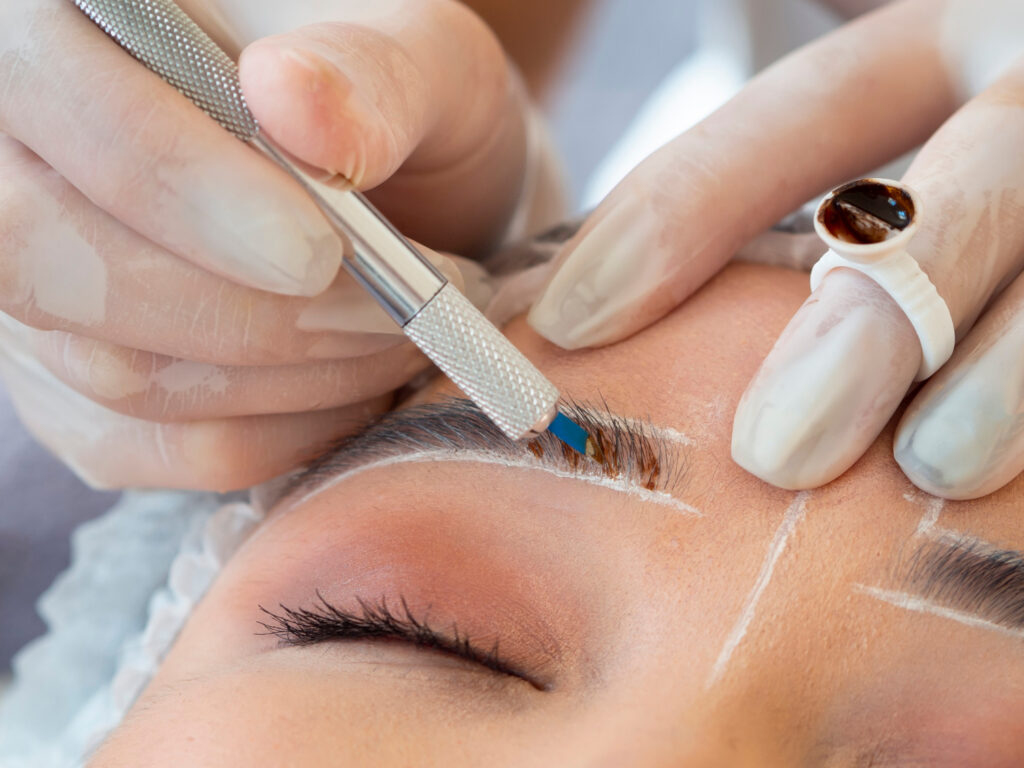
819, 179, 915, 245
527, 422, 662, 491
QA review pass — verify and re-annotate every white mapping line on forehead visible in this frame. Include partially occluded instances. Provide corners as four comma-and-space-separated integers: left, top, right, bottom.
908, 493, 949, 538
289, 449, 702, 516
907, 494, 1003, 553
854, 585, 1024, 641
915, 496, 945, 536
705, 492, 811, 689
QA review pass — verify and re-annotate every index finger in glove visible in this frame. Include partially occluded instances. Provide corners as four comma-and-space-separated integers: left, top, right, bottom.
527, 0, 981, 350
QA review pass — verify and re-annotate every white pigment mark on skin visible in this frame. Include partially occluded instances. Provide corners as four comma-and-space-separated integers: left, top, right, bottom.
906, 494, 1005, 553
854, 585, 1024, 641
634, 420, 693, 448
289, 449, 702, 516
915, 496, 946, 537
904, 491, 962, 542
705, 492, 812, 689
853, 495, 1015, 634
652, 425, 694, 448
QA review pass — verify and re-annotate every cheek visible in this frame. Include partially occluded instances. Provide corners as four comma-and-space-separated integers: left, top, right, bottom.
92, 657, 539, 767
868, 698, 1024, 767
819, 652, 1024, 768
91, 667, 399, 766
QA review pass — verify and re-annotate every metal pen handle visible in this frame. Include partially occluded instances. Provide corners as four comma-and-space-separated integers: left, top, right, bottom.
250, 135, 445, 325
71, 0, 561, 439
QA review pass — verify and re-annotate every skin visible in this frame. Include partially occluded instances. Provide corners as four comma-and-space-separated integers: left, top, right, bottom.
92, 263, 1024, 766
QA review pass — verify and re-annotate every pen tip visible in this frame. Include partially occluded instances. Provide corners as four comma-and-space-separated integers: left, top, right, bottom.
546, 411, 592, 457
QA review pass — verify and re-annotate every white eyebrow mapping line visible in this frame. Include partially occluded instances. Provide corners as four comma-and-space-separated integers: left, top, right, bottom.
705, 491, 812, 689
906, 493, 1004, 555
912, 494, 947, 537
290, 449, 703, 516
854, 585, 1024, 641
851, 495, 1016, 626
584, 413, 694, 449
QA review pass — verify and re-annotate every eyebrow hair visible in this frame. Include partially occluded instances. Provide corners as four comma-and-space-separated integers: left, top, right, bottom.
896, 535, 1024, 631
283, 398, 685, 505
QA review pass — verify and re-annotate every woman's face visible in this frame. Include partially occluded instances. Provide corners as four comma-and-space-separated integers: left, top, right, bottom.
94, 264, 1024, 766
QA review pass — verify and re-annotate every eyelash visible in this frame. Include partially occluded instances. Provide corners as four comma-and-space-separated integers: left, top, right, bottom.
257, 591, 529, 684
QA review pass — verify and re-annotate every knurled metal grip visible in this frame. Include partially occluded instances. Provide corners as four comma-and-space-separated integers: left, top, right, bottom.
405, 285, 559, 440
72, 0, 258, 140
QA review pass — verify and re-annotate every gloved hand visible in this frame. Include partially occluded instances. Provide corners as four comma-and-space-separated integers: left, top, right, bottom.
0, 0, 559, 490
526, 0, 1024, 500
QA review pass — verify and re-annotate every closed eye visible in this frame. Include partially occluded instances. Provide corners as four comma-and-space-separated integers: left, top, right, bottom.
257, 591, 545, 689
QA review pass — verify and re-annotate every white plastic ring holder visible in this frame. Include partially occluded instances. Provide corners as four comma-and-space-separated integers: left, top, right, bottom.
809, 178, 955, 381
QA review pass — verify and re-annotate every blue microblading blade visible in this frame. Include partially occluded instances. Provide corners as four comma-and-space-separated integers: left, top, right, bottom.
546, 411, 591, 456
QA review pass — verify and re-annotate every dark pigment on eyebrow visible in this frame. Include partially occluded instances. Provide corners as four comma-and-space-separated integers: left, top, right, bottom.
528, 419, 662, 491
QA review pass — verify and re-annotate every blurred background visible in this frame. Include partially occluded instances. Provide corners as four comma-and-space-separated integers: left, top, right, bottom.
0, 0, 849, 680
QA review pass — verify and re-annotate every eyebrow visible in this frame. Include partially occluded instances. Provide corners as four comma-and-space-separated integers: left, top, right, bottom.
282, 398, 687, 508
898, 535, 1024, 631
858, 535, 1024, 639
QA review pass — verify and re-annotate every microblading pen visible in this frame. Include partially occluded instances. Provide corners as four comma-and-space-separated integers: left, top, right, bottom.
71, 0, 595, 455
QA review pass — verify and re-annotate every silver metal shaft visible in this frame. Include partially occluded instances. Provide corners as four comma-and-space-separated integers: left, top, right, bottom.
250, 136, 446, 326
70, 0, 560, 439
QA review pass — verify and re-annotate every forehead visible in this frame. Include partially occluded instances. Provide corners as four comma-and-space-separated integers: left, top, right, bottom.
502, 263, 803, 435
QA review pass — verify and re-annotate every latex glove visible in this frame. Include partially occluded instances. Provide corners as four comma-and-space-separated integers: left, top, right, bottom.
0, 0, 557, 490
526, 0, 1024, 499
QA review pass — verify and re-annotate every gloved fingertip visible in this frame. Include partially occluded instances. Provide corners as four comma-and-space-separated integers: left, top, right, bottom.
731, 273, 920, 490
730, 383, 839, 491
295, 233, 345, 296
240, 38, 387, 187
894, 376, 1019, 502
527, 197, 667, 350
